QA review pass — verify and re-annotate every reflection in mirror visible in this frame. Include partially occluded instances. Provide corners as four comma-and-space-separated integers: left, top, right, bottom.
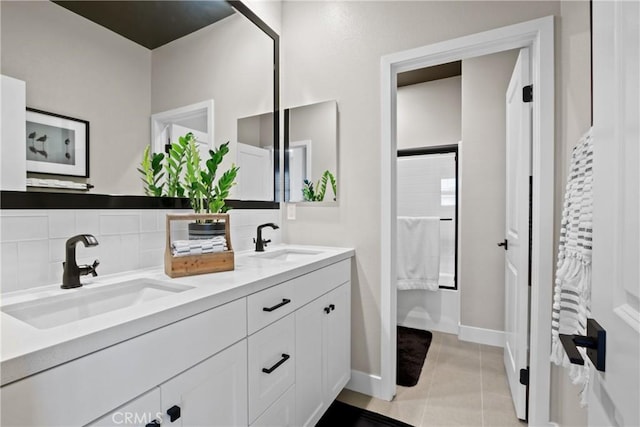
236, 112, 274, 200
284, 100, 338, 203
0, 0, 278, 204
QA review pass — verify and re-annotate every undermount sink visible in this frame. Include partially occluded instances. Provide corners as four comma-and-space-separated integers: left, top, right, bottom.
250, 248, 322, 262
1, 279, 194, 329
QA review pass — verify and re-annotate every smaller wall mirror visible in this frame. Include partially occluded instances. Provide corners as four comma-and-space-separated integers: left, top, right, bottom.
284, 100, 338, 203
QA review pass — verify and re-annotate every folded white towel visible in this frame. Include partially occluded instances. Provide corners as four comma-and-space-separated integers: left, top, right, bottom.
171, 237, 228, 257
397, 216, 440, 291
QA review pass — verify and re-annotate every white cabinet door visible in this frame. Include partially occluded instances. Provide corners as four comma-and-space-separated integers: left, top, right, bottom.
324, 283, 351, 401
85, 388, 162, 427
295, 295, 327, 427
295, 281, 351, 427
160, 340, 248, 427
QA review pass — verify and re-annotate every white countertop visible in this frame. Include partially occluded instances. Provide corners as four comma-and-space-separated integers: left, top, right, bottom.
0, 244, 354, 386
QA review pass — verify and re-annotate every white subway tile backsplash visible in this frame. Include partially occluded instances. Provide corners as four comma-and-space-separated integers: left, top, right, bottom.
48, 210, 76, 238
139, 211, 158, 233
1, 208, 281, 293
119, 234, 140, 272
17, 240, 51, 290
49, 238, 66, 263
1, 242, 19, 292
76, 210, 100, 235
100, 214, 139, 235
1, 215, 48, 242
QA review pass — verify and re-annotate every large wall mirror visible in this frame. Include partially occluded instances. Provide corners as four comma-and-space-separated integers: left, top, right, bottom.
0, 0, 279, 209
284, 100, 338, 204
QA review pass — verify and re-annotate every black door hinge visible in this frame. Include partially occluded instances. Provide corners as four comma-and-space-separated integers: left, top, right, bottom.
164, 143, 171, 154
519, 367, 529, 386
523, 85, 533, 103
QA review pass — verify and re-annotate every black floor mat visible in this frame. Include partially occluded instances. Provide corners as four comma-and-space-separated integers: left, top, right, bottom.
316, 400, 415, 427
397, 326, 433, 387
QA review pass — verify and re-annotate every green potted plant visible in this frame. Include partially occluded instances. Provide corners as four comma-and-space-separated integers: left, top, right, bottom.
302, 170, 337, 202
139, 132, 239, 239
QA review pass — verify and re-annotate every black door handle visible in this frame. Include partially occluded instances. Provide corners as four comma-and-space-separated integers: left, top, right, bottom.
262, 353, 290, 374
497, 239, 508, 250
559, 318, 606, 371
263, 298, 291, 312
166, 405, 181, 422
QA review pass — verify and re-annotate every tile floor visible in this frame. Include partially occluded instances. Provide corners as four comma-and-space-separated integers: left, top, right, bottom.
338, 331, 527, 427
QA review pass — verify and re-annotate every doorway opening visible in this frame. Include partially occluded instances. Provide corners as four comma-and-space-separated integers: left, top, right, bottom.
380, 16, 555, 426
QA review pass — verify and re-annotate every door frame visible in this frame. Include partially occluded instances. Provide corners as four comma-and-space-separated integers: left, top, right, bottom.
380, 16, 555, 426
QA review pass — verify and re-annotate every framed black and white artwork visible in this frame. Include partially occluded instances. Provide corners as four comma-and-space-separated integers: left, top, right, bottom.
25, 108, 89, 177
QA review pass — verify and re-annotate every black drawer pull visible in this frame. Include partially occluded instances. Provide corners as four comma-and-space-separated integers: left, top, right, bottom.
263, 298, 291, 312
262, 353, 290, 374
166, 405, 181, 422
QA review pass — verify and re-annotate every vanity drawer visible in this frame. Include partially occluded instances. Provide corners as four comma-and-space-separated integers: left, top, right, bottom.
293, 258, 351, 308
248, 314, 295, 424
251, 385, 295, 427
247, 279, 296, 334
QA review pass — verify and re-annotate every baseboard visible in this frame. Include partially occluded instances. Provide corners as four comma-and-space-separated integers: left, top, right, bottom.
399, 312, 459, 335
458, 324, 504, 347
345, 369, 384, 400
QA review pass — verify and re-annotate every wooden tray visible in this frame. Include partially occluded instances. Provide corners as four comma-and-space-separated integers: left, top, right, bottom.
164, 213, 234, 278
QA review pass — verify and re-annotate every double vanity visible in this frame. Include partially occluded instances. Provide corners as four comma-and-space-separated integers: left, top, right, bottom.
1, 245, 354, 427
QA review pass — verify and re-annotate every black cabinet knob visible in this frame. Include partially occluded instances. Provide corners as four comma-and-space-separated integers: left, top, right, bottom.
324, 307, 330, 314
166, 405, 181, 423
146, 420, 161, 427
329, 304, 335, 311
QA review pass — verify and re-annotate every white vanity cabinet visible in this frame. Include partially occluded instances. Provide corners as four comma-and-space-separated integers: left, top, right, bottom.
1, 254, 353, 427
295, 282, 351, 427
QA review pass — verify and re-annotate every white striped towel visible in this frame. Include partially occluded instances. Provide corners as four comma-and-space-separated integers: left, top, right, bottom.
171, 237, 228, 257
397, 216, 440, 291
550, 128, 593, 406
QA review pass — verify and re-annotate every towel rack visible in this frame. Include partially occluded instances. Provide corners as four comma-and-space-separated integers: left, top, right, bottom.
440, 218, 453, 221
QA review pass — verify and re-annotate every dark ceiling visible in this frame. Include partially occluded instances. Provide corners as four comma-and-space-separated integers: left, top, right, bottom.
52, 1, 235, 50
397, 61, 462, 88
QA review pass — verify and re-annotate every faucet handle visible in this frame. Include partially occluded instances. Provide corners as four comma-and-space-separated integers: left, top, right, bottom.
90, 259, 100, 276
262, 239, 271, 247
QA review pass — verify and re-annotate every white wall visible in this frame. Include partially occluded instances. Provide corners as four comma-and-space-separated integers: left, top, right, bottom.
397, 76, 462, 148
0, 1, 151, 195
281, 0, 561, 377
0, 209, 281, 294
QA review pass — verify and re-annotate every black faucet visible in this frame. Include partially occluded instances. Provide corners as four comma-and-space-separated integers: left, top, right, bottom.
62, 234, 100, 289
254, 223, 279, 252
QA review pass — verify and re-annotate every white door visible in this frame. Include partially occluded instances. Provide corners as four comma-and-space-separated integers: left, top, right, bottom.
589, 1, 640, 426
503, 47, 531, 421
236, 142, 273, 200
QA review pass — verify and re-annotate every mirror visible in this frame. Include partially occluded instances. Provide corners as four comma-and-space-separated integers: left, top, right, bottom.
284, 100, 338, 203
0, 0, 278, 206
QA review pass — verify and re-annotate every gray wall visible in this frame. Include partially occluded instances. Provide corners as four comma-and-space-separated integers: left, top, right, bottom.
550, 0, 592, 425
281, 0, 561, 376
0, 1, 151, 195
151, 12, 273, 181
397, 76, 462, 148
289, 101, 338, 183
460, 50, 518, 331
